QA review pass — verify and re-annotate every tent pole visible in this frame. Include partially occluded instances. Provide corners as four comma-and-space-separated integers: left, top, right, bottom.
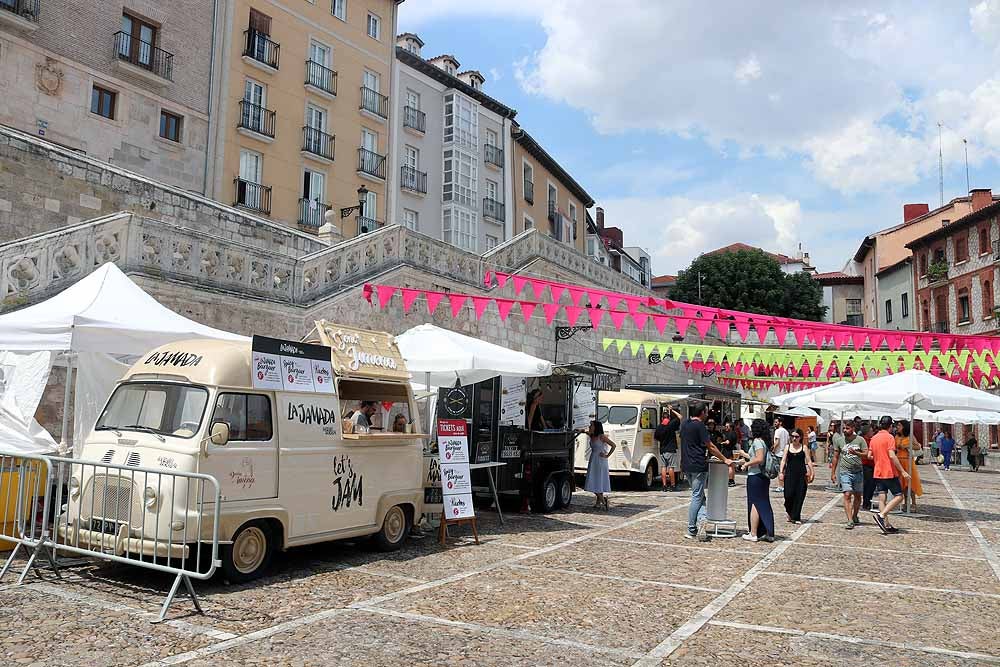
905, 400, 914, 514
425, 372, 431, 435
58, 353, 74, 456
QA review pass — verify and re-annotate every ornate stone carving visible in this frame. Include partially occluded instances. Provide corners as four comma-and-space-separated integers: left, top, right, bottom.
250, 260, 270, 289
345, 251, 359, 275
303, 266, 319, 291
52, 244, 82, 278
200, 250, 221, 278
325, 257, 341, 284
364, 243, 377, 268
225, 253, 245, 282
35, 58, 64, 97
171, 240, 192, 271
7, 256, 40, 295
273, 267, 291, 292
141, 234, 161, 265
94, 231, 120, 264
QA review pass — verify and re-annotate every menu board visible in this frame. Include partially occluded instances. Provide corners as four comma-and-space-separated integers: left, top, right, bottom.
252, 335, 335, 394
499, 376, 526, 426
437, 419, 474, 519
573, 385, 596, 430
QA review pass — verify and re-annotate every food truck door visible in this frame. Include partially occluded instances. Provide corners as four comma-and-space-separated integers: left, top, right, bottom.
205, 391, 279, 501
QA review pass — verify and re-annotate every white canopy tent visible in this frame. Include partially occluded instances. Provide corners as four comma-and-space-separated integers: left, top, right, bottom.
912, 409, 1000, 425
776, 405, 827, 428
769, 382, 851, 409
0, 263, 247, 454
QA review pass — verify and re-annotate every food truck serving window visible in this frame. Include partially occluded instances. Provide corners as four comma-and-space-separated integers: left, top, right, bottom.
602, 406, 638, 426
96, 382, 208, 439
212, 393, 272, 441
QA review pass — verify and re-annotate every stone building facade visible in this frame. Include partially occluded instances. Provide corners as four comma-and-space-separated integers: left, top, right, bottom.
0, 0, 217, 191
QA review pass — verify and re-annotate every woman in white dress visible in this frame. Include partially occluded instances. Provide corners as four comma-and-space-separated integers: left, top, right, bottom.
584, 420, 617, 510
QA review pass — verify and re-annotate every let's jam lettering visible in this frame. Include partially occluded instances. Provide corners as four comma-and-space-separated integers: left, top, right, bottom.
287, 402, 338, 436
331, 454, 363, 511
145, 351, 202, 367
426, 457, 441, 486
330, 330, 398, 372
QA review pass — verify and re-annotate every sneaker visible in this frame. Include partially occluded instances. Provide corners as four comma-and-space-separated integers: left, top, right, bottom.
774, 487, 784, 493
844, 521, 855, 530
761, 535, 775, 543
872, 512, 889, 534
741, 533, 758, 542
728, 480, 737, 488
886, 526, 899, 534
852, 515, 861, 525
684, 530, 696, 540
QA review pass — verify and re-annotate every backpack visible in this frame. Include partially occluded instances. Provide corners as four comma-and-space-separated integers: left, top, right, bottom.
762, 441, 781, 479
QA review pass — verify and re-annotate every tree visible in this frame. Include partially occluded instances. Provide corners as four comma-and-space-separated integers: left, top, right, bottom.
670, 249, 827, 321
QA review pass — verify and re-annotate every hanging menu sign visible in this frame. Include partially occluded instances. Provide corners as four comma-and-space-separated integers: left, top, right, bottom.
499, 376, 526, 426
251, 335, 335, 394
437, 419, 474, 519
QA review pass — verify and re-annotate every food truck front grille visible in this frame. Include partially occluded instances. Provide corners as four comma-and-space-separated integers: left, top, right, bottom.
82, 475, 141, 528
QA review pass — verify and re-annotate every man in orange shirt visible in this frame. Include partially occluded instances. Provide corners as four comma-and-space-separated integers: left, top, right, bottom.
869, 416, 910, 534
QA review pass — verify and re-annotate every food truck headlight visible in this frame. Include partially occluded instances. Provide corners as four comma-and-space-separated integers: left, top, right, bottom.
69, 476, 80, 499
143, 486, 158, 509
170, 520, 185, 532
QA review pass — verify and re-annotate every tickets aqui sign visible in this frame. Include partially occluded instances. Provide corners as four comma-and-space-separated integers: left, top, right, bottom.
251, 335, 335, 394
436, 419, 474, 520
314, 321, 410, 381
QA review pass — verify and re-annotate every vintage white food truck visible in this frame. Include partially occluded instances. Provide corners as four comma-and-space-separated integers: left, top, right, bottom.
575, 389, 685, 490
60, 321, 424, 581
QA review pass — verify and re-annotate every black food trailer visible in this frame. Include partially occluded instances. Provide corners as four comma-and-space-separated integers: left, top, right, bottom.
437, 361, 624, 513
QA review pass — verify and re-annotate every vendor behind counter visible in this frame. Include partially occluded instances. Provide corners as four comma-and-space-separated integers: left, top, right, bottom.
526, 380, 569, 432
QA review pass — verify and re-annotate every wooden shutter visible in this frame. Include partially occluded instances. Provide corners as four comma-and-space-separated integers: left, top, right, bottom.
249, 9, 271, 35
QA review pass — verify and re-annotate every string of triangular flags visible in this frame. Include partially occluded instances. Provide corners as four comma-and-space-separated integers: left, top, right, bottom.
716, 376, 841, 391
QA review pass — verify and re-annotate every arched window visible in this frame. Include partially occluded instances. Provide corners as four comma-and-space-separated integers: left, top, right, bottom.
984, 279, 995, 318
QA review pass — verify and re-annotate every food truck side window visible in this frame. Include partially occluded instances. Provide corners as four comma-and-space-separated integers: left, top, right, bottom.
212, 393, 272, 441
605, 406, 637, 426
640, 407, 656, 429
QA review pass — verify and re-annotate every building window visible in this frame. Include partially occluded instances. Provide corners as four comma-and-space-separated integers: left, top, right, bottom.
443, 206, 476, 251
919, 253, 928, 276
442, 149, 477, 206
486, 235, 499, 250
933, 246, 945, 263
981, 228, 990, 256
366, 12, 380, 40
159, 110, 182, 142
958, 288, 971, 323
90, 85, 117, 119
523, 214, 533, 231
547, 183, 557, 209
331, 0, 346, 20
402, 209, 418, 231
984, 280, 995, 317
901, 292, 909, 318
885, 299, 892, 323
956, 234, 969, 263
523, 163, 533, 202
119, 13, 158, 68
443, 92, 478, 149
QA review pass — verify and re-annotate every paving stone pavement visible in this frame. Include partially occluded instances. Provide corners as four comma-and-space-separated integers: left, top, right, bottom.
0, 465, 998, 666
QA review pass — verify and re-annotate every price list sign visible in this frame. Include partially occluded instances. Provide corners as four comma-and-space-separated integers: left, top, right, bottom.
437, 419, 475, 520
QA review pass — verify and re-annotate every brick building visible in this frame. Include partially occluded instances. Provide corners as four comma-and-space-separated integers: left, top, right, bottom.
906, 189, 999, 335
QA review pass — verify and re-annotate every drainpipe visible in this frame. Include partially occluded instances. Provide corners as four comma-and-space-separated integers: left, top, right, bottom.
201, 0, 221, 195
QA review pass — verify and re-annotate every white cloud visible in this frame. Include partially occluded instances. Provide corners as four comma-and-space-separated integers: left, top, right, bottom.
971, 0, 1000, 43
734, 55, 762, 84
488, 67, 503, 82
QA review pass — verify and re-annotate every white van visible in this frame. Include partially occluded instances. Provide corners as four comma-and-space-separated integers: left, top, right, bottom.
576, 390, 682, 490
61, 322, 424, 581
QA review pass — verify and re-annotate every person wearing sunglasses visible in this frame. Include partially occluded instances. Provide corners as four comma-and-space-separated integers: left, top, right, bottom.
779, 428, 814, 524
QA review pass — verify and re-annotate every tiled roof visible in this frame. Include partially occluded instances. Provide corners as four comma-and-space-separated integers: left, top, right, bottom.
703, 242, 799, 265
812, 271, 864, 285
652, 274, 677, 286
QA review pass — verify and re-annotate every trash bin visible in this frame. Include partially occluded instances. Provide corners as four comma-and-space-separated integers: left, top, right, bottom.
705, 459, 736, 537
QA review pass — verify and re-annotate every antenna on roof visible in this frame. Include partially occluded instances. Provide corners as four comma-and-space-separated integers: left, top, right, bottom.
963, 138, 970, 194
937, 122, 944, 207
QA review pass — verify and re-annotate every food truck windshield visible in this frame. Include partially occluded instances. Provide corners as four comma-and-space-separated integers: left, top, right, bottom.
596, 405, 638, 426
95, 381, 209, 440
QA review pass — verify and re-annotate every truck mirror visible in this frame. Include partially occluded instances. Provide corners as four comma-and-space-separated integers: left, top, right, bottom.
210, 420, 230, 446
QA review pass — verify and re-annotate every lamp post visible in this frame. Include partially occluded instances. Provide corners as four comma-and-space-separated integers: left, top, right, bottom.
323, 185, 369, 236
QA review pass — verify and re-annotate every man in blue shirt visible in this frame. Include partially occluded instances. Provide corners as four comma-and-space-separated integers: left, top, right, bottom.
940, 428, 955, 470
681, 403, 733, 541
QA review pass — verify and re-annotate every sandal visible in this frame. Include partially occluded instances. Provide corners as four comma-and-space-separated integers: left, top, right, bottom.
603, 497, 609, 511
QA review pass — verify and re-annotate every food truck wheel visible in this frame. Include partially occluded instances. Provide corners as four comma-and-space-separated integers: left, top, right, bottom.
555, 475, 573, 509
531, 476, 559, 513
637, 461, 657, 491
373, 504, 411, 552
221, 521, 274, 582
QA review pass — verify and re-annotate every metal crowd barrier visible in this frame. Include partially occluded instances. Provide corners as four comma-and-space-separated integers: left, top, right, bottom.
0, 452, 221, 622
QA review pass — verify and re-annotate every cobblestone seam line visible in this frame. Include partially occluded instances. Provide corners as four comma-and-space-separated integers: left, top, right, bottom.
933, 465, 1000, 582
760, 571, 1000, 600
791, 541, 988, 561
709, 620, 1000, 664
139, 501, 692, 666
629, 494, 842, 667
595, 536, 760, 555
507, 564, 724, 593
353, 606, 645, 660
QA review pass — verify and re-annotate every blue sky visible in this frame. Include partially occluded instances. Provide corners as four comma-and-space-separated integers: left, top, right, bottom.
400, 1, 1000, 275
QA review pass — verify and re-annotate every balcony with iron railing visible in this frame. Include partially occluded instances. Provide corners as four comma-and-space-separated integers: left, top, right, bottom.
360, 86, 388, 120
523, 180, 534, 204
243, 28, 280, 70
237, 100, 276, 139
403, 106, 425, 133
0, 0, 39, 31
930, 321, 950, 334
304, 60, 337, 97
233, 179, 271, 215
925, 259, 949, 285
301, 126, 335, 162
113, 31, 173, 82
484, 144, 503, 168
357, 148, 386, 180
483, 197, 504, 222
400, 165, 427, 194
298, 198, 330, 228
547, 199, 558, 221
357, 216, 383, 236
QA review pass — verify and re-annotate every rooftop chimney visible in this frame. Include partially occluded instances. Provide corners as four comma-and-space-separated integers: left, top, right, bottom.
457, 70, 485, 90
596, 207, 605, 229
396, 33, 424, 57
971, 188, 992, 212
903, 203, 929, 223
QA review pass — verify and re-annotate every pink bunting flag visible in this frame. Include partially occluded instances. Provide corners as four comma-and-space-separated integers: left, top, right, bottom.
754, 324, 770, 343
653, 315, 670, 335
425, 291, 444, 314
672, 316, 690, 336
851, 332, 868, 351
495, 299, 516, 321
868, 332, 885, 350
550, 284, 566, 303
715, 319, 731, 340
565, 306, 583, 327
609, 310, 629, 330
495, 272, 508, 289
483, 270, 493, 288
401, 288, 421, 312
519, 301, 537, 324
625, 297, 643, 314
938, 335, 954, 352
542, 302, 561, 325
829, 331, 845, 350
792, 326, 809, 348
694, 318, 713, 339
902, 334, 918, 353
606, 294, 622, 311
631, 311, 649, 331
376, 285, 397, 309
884, 334, 901, 352
363, 283, 373, 304
449, 294, 468, 319
733, 316, 751, 342
920, 335, 933, 354
772, 325, 788, 345
472, 296, 491, 320
588, 308, 605, 328
512, 275, 529, 295
585, 290, 603, 308
568, 287, 585, 306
